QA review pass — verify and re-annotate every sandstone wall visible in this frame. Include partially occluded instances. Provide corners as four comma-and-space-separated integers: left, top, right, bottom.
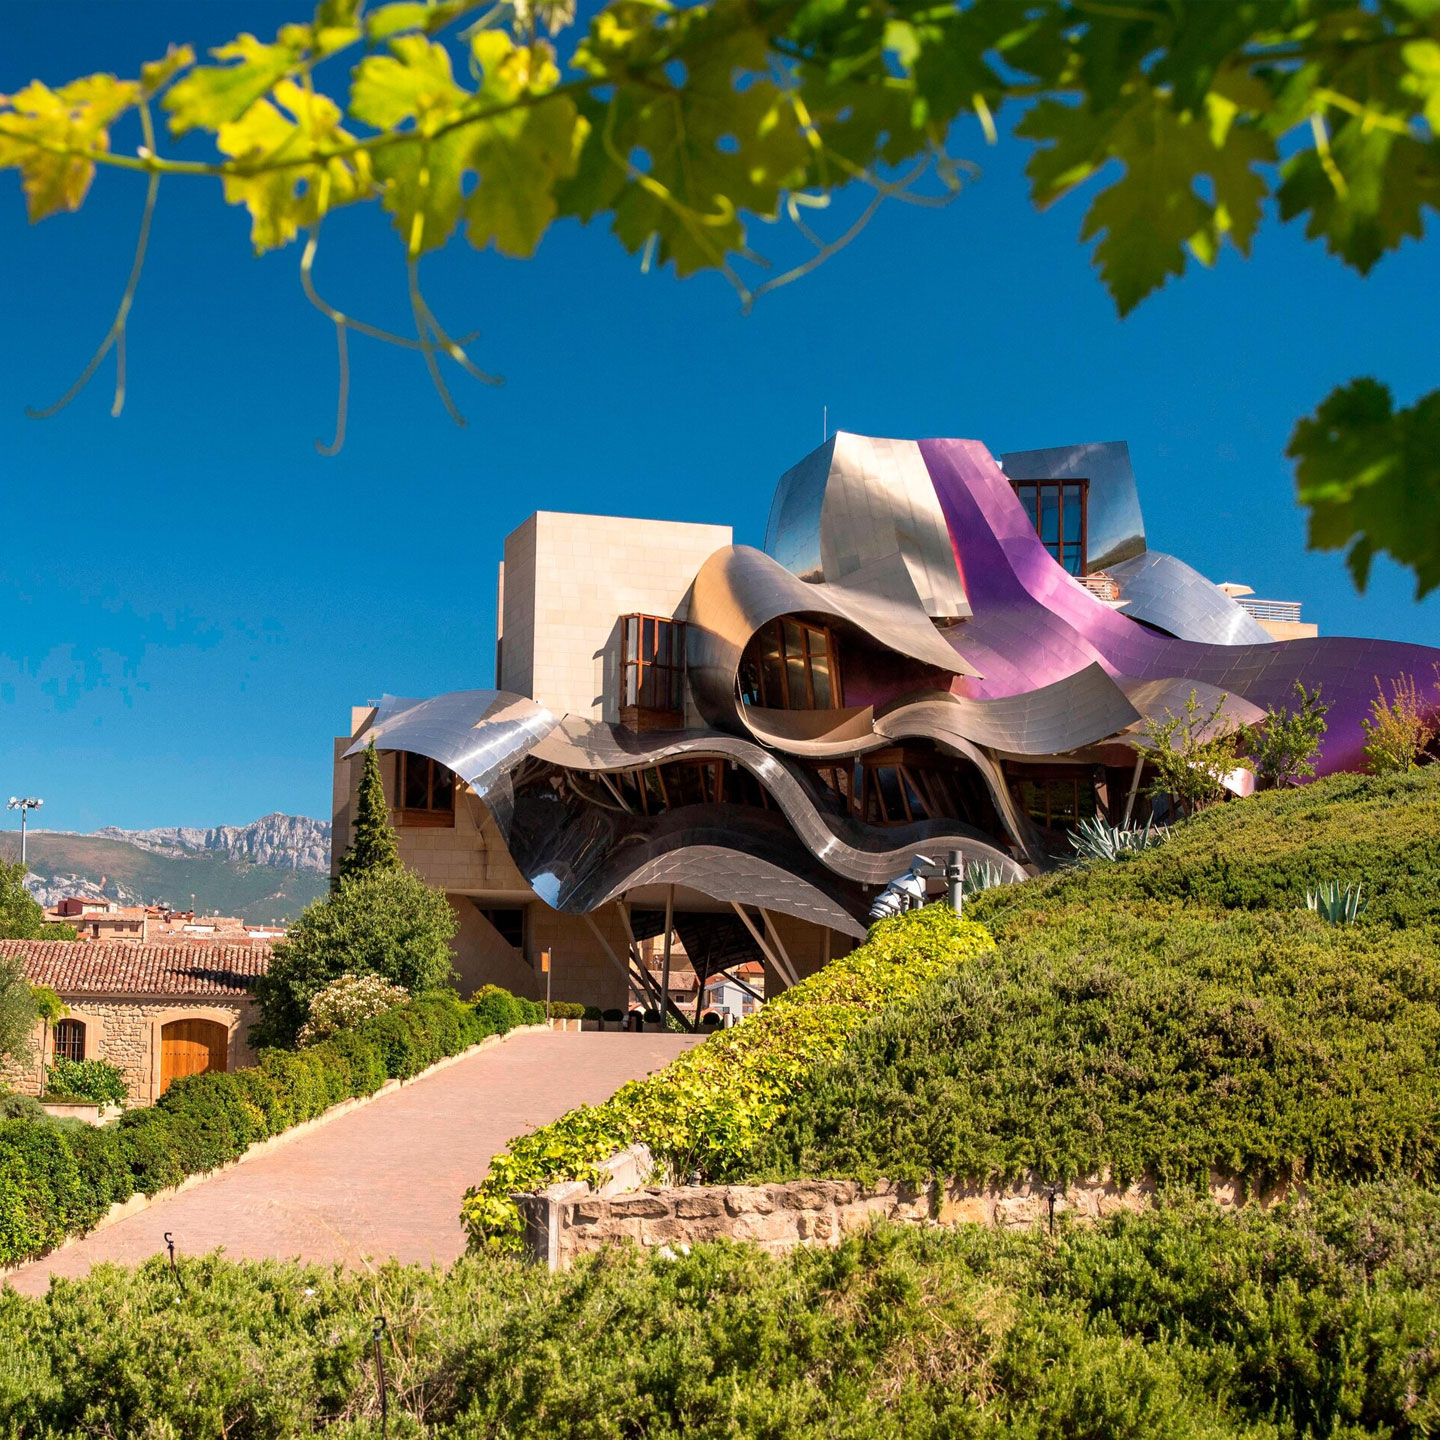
4, 996, 258, 1105
520, 1169, 1299, 1271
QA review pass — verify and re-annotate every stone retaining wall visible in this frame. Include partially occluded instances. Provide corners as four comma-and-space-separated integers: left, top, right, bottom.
518, 1169, 1299, 1271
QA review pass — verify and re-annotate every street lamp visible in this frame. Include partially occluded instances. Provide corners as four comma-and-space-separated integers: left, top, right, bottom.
6, 797, 43, 867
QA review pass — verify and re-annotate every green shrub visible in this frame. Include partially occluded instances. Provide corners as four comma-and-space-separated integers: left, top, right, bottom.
463, 907, 995, 1247
0, 1186, 1436, 1440
583, 1005, 602, 1021
602, 1008, 623, 1023
968, 766, 1440, 932
0, 987, 522, 1265
472, 986, 523, 1034
44, 1058, 128, 1107
546, 1001, 586, 1020
251, 865, 458, 1046
753, 903, 1440, 1192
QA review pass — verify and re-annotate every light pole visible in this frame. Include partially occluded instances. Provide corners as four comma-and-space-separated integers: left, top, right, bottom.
7, 797, 43, 867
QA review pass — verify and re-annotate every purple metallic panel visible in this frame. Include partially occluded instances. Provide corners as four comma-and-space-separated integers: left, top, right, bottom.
919, 438, 1440, 776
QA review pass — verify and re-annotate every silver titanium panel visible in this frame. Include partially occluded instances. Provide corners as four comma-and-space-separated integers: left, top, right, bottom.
1120, 677, 1266, 734
345, 689, 557, 800
686, 543, 977, 732
1108, 551, 1274, 646
765, 432, 970, 619
533, 714, 1023, 883
874, 664, 1140, 756
999, 440, 1146, 573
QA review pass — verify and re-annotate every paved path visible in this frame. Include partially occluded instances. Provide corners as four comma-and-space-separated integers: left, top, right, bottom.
5, 1031, 698, 1297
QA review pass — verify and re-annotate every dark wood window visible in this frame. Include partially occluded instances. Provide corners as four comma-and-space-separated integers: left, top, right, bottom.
621, 614, 686, 728
606, 759, 733, 816
397, 751, 454, 825
1011, 479, 1088, 575
53, 1018, 85, 1063
740, 617, 841, 710
479, 906, 525, 949
1012, 770, 1098, 830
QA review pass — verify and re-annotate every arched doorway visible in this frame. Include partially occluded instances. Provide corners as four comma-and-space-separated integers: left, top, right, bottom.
160, 1018, 229, 1095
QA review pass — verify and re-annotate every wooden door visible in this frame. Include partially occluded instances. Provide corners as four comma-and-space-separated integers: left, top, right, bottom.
160, 1018, 228, 1094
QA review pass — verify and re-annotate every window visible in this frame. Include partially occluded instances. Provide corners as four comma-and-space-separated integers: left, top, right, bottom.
1011, 479, 1088, 575
397, 751, 454, 816
1012, 770, 1098, 830
53, 1019, 85, 1063
605, 759, 733, 816
739, 617, 842, 710
620, 614, 687, 722
478, 906, 525, 949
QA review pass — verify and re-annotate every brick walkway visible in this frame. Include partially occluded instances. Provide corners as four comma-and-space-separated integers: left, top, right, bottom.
5, 1030, 698, 1297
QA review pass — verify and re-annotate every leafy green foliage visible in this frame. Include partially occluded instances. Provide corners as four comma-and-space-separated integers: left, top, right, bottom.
296, 969, 408, 1044
1242, 681, 1330, 788
1139, 687, 1245, 817
43, 1058, 128, 1107
0, 1187, 1438, 1439
336, 741, 401, 882
1362, 671, 1439, 773
0, 948, 36, 1067
0, 987, 529, 1264
2, 0, 1439, 583
756, 766, 1440, 1192
462, 906, 995, 1247
1290, 378, 1440, 597
251, 862, 457, 1046
0, 859, 49, 940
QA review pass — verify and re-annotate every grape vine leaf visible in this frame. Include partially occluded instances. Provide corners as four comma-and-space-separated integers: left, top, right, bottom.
1289, 379, 1440, 598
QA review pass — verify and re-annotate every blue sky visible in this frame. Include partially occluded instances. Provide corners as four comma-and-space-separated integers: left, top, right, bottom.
2, 2, 1436, 833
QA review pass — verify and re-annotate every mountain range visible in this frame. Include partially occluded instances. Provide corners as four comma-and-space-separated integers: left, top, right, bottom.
2, 814, 332, 922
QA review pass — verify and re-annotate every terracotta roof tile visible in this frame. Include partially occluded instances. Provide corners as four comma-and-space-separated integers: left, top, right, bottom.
0, 940, 270, 996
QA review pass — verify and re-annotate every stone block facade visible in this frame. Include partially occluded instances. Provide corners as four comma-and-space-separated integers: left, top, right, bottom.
4, 997, 258, 1106
520, 1169, 1303, 1270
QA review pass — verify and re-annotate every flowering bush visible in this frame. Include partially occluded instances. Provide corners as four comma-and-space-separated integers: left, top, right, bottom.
296, 973, 409, 1046
462, 906, 995, 1248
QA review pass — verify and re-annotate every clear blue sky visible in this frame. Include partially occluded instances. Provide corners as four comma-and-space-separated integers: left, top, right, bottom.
2, 2, 1436, 834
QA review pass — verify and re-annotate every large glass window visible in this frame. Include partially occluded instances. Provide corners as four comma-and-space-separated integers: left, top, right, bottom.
739, 618, 842, 710
397, 752, 454, 815
53, 1018, 85, 1063
1011, 479, 1088, 575
1012, 770, 1098, 830
621, 614, 686, 717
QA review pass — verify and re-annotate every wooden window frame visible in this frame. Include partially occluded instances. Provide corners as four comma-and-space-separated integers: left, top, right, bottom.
744, 617, 842, 710
1008, 766, 1098, 831
53, 1018, 85, 1063
620, 614, 687, 728
396, 751, 455, 827
1010, 478, 1089, 575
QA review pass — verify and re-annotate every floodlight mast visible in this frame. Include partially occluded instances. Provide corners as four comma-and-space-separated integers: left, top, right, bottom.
6, 796, 43, 867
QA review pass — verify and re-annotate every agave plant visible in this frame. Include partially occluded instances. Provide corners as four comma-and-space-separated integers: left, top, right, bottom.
1068, 814, 1168, 864
1306, 880, 1367, 924
963, 860, 1011, 895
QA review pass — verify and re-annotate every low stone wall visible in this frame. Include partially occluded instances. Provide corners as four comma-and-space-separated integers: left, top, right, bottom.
518, 1170, 1300, 1271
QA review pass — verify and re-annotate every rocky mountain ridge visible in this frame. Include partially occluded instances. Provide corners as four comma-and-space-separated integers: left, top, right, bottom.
90, 812, 331, 875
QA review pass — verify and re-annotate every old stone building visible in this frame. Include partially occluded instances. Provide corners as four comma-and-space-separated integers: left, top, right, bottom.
0, 940, 266, 1105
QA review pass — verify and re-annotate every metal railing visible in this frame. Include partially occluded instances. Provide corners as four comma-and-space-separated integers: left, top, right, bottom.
1237, 597, 1303, 623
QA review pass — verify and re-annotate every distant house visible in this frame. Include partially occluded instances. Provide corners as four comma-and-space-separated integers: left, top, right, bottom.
1, 940, 268, 1105
44, 898, 287, 945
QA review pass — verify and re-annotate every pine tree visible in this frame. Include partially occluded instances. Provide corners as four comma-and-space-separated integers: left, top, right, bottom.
337, 743, 401, 883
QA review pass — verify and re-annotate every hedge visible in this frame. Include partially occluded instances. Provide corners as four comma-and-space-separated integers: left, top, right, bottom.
0, 988, 545, 1267
968, 765, 1440, 933
0, 1184, 1436, 1439
462, 907, 995, 1248
748, 902, 1440, 1190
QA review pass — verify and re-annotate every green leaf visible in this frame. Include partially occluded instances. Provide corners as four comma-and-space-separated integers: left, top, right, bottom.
216, 79, 372, 250
350, 34, 465, 129
1277, 125, 1440, 274
164, 33, 300, 135
1021, 82, 1274, 315
1289, 378, 1440, 598
464, 36, 585, 258
0, 74, 140, 221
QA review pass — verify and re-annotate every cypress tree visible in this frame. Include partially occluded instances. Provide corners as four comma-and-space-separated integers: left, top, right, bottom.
338, 742, 401, 882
